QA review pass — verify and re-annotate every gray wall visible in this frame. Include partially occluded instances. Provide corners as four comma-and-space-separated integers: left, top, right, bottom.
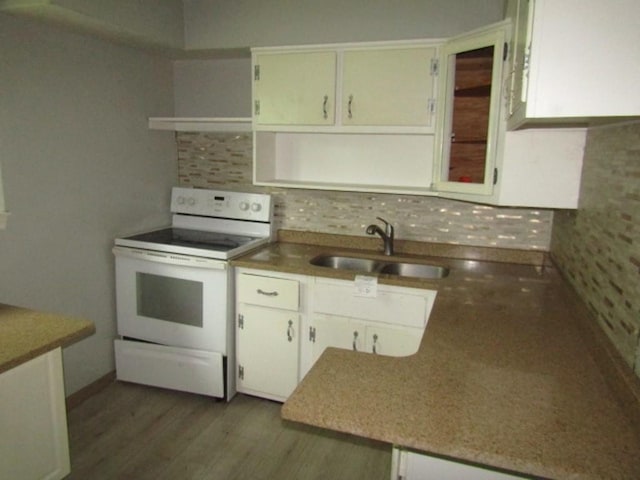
0, 13, 177, 395
173, 58, 252, 117
183, 0, 506, 50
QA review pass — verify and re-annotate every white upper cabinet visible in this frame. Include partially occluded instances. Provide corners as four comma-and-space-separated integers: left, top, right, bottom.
433, 24, 508, 196
252, 41, 440, 194
507, 0, 640, 128
341, 47, 436, 127
250, 26, 588, 208
253, 51, 337, 126
252, 42, 439, 132
432, 21, 586, 209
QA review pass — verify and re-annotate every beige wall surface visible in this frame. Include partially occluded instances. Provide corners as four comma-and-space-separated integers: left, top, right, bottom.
551, 121, 640, 376
183, 0, 506, 50
0, 13, 177, 395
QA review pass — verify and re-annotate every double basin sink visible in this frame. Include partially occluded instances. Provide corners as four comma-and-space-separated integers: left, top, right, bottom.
310, 254, 449, 280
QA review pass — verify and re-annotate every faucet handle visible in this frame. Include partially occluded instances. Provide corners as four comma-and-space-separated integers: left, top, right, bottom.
375, 217, 394, 237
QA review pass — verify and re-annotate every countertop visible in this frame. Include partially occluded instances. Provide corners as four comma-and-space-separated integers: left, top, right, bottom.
232, 232, 640, 479
0, 303, 95, 374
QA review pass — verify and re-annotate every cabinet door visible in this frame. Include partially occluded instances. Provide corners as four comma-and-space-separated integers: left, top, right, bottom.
341, 47, 436, 126
237, 304, 299, 401
433, 24, 507, 196
393, 448, 527, 479
510, 0, 640, 123
253, 51, 336, 126
0, 348, 70, 480
310, 314, 365, 364
506, 0, 534, 120
364, 324, 423, 357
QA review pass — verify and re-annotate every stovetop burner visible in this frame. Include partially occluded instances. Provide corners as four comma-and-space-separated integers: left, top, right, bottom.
115, 187, 272, 260
126, 228, 259, 253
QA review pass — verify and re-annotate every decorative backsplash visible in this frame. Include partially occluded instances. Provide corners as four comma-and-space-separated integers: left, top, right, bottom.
551, 121, 640, 373
176, 132, 553, 251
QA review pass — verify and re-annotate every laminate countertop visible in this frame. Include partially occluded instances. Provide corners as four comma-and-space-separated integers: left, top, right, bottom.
0, 304, 95, 374
232, 233, 640, 479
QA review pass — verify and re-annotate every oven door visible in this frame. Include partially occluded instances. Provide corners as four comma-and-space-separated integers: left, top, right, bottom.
113, 246, 229, 353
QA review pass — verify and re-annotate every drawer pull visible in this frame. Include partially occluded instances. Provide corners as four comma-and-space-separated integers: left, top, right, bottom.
287, 320, 294, 342
322, 95, 329, 119
257, 289, 279, 297
352, 330, 359, 351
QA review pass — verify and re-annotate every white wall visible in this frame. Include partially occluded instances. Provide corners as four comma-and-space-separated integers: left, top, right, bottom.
183, 0, 506, 50
173, 58, 252, 117
1, 0, 185, 50
0, 13, 177, 395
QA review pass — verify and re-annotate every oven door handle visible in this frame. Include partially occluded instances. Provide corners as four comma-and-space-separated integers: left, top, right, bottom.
112, 246, 226, 270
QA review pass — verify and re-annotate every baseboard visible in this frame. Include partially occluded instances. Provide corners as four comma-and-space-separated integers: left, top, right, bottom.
66, 371, 116, 411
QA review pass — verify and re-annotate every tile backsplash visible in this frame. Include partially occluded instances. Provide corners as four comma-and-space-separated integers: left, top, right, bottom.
176, 132, 553, 251
551, 121, 640, 374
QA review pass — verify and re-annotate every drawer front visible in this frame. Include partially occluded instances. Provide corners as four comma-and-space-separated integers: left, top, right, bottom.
238, 273, 299, 311
313, 281, 429, 328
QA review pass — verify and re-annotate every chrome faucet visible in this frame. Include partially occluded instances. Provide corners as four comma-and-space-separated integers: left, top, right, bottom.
366, 217, 394, 256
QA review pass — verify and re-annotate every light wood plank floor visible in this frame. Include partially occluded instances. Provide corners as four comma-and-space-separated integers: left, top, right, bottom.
66, 381, 391, 480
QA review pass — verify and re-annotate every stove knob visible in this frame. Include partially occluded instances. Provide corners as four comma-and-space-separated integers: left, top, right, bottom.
250, 203, 262, 212
176, 196, 185, 205
187, 197, 196, 206
239, 201, 250, 211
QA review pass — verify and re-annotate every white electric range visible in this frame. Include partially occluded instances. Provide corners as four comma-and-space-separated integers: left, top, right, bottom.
112, 187, 272, 400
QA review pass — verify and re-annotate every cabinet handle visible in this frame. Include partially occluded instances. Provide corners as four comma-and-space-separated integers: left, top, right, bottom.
372, 333, 378, 354
352, 330, 359, 351
257, 288, 279, 297
348, 94, 354, 119
287, 320, 293, 342
322, 95, 328, 119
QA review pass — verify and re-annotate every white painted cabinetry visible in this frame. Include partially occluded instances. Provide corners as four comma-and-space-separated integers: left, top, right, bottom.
506, 0, 640, 128
391, 448, 527, 480
253, 50, 337, 126
253, 44, 437, 130
235, 268, 437, 401
0, 348, 70, 480
310, 314, 424, 364
302, 277, 436, 378
432, 21, 586, 209
251, 28, 588, 208
236, 271, 304, 402
252, 42, 439, 194
433, 23, 508, 197
341, 47, 436, 127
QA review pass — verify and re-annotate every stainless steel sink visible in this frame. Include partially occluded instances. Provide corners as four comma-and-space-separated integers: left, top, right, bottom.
309, 254, 449, 279
309, 255, 382, 273
379, 262, 449, 279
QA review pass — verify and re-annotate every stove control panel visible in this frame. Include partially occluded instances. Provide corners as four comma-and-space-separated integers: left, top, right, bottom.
171, 187, 272, 222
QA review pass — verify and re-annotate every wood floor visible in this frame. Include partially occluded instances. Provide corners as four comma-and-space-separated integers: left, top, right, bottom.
66, 381, 391, 480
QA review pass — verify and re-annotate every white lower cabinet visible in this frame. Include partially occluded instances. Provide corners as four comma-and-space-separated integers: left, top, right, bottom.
236, 304, 300, 401
302, 277, 436, 378
235, 270, 305, 402
392, 448, 527, 480
310, 314, 424, 365
235, 268, 437, 401
0, 348, 70, 480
